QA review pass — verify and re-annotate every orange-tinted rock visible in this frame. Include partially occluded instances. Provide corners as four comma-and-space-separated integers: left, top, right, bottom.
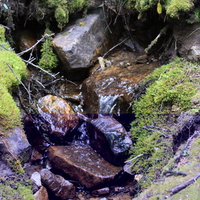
37, 95, 79, 139
34, 186, 49, 200
18, 30, 36, 52
82, 59, 159, 114
47, 144, 122, 189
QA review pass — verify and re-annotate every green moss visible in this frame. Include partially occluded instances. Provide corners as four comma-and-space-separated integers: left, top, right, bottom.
0, 28, 27, 130
125, 0, 195, 19
0, 178, 34, 200
39, 29, 58, 71
129, 57, 200, 188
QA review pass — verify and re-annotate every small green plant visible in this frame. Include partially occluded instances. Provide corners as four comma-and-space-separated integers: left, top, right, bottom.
39, 29, 58, 71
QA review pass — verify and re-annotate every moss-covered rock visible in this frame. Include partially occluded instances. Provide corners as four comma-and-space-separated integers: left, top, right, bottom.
129, 57, 200, 187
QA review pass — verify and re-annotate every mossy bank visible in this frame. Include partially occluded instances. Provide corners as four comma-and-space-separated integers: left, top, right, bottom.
0, 26, 27, 131
129, 57, 200, 188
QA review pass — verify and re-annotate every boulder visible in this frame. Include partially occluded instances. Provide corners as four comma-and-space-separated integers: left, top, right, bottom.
86, 116, 132, 166
52, 10, 113, 80
37, 95, 79, 140
47, 144, 122, 189
0, 126, 31, 169
173, 22, 200, 62
40, 169, 76, 200
82, 60, 159, 114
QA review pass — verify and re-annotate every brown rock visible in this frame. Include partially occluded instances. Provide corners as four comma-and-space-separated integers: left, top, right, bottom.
37, 95, 79, 139
40, 169, 76, 199
34, 186, 49, 200
47, 144, 122, 189
82, 61, 159, 114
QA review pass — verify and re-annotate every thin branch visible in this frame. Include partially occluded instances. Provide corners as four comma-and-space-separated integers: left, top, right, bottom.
164, 171, 200, 199
6, 63, 32, 102
163, 170, 187, 177
22, 58, 58, 78
103, 37, 128, 58
17, 33, 54, 56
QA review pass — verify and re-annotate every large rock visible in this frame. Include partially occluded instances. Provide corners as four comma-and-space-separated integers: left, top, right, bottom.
0, 127, 31, 169
82, 59, 159, 114
40, 169, 76, 200
52, 10, 114, 80
86, 116, 132, 166
47, 144, 122, 189
37, 95, 79, 140
173, 22, 200, 62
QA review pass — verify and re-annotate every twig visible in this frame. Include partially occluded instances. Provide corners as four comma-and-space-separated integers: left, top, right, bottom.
163, 170, 187, 177
17, 33, 54, 56
22, 58, 57, 78
125, 154, 144, 163
164, 171, 200, 199
6, 63, 32, 102
103, 37, 128, 58
174, 131, 200, 164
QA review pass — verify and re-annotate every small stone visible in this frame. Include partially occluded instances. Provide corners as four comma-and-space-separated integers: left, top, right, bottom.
92, 187, 110, 196
34, 186, 49, 200
31, 171, 42, 187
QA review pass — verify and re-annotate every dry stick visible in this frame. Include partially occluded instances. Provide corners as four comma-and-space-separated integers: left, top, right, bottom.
22, 58, 57, 78
17, 33, 54, 56
103, 37, 128, 58
6, 63, 32, 102
164, 171, 200, 199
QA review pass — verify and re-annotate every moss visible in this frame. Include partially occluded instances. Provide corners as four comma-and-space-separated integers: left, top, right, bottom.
55, 6, 69, 29
39, 29, 58, 71
129, 57, 200, 188
135, 136, 200, 199
0, 28, 27, 131
125, 0, 195, 19
0, 177, 34, 200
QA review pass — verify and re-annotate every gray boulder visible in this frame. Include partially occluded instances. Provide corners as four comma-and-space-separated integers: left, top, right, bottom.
52, 10, 112, 80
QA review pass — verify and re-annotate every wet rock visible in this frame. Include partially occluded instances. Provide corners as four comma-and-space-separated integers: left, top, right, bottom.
92, 187, 110, 197
40, 168, 76, 199
0, 126, 31, 167
31, 171, 42, 187
34, 186, 49, 200
30, 149, 43, 162
82, 59, 159, 114
37, 95, 79, 140
86, 116, 132, 166
0, 161, 14, 177
47, 144, 122, 189
173, 22, 200, 62
17, 29, 36, 52
52, 11, 112, 80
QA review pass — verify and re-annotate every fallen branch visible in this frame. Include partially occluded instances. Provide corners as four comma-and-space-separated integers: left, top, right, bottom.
164, 171, 200, 199
145, 25, 170, 53
163, 170, 187, 177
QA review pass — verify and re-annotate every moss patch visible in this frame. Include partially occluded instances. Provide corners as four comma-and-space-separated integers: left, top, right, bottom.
129, 57, 200, 188
135, 135, 200, 199
0, 26, 27, 130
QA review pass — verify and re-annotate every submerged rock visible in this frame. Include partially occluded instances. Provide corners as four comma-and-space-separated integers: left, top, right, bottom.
47, 144, 122, 189
40, 168, 76, 199
52, 10, 113, 80
86, 116, 132, 166
37, 95, 79, 140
